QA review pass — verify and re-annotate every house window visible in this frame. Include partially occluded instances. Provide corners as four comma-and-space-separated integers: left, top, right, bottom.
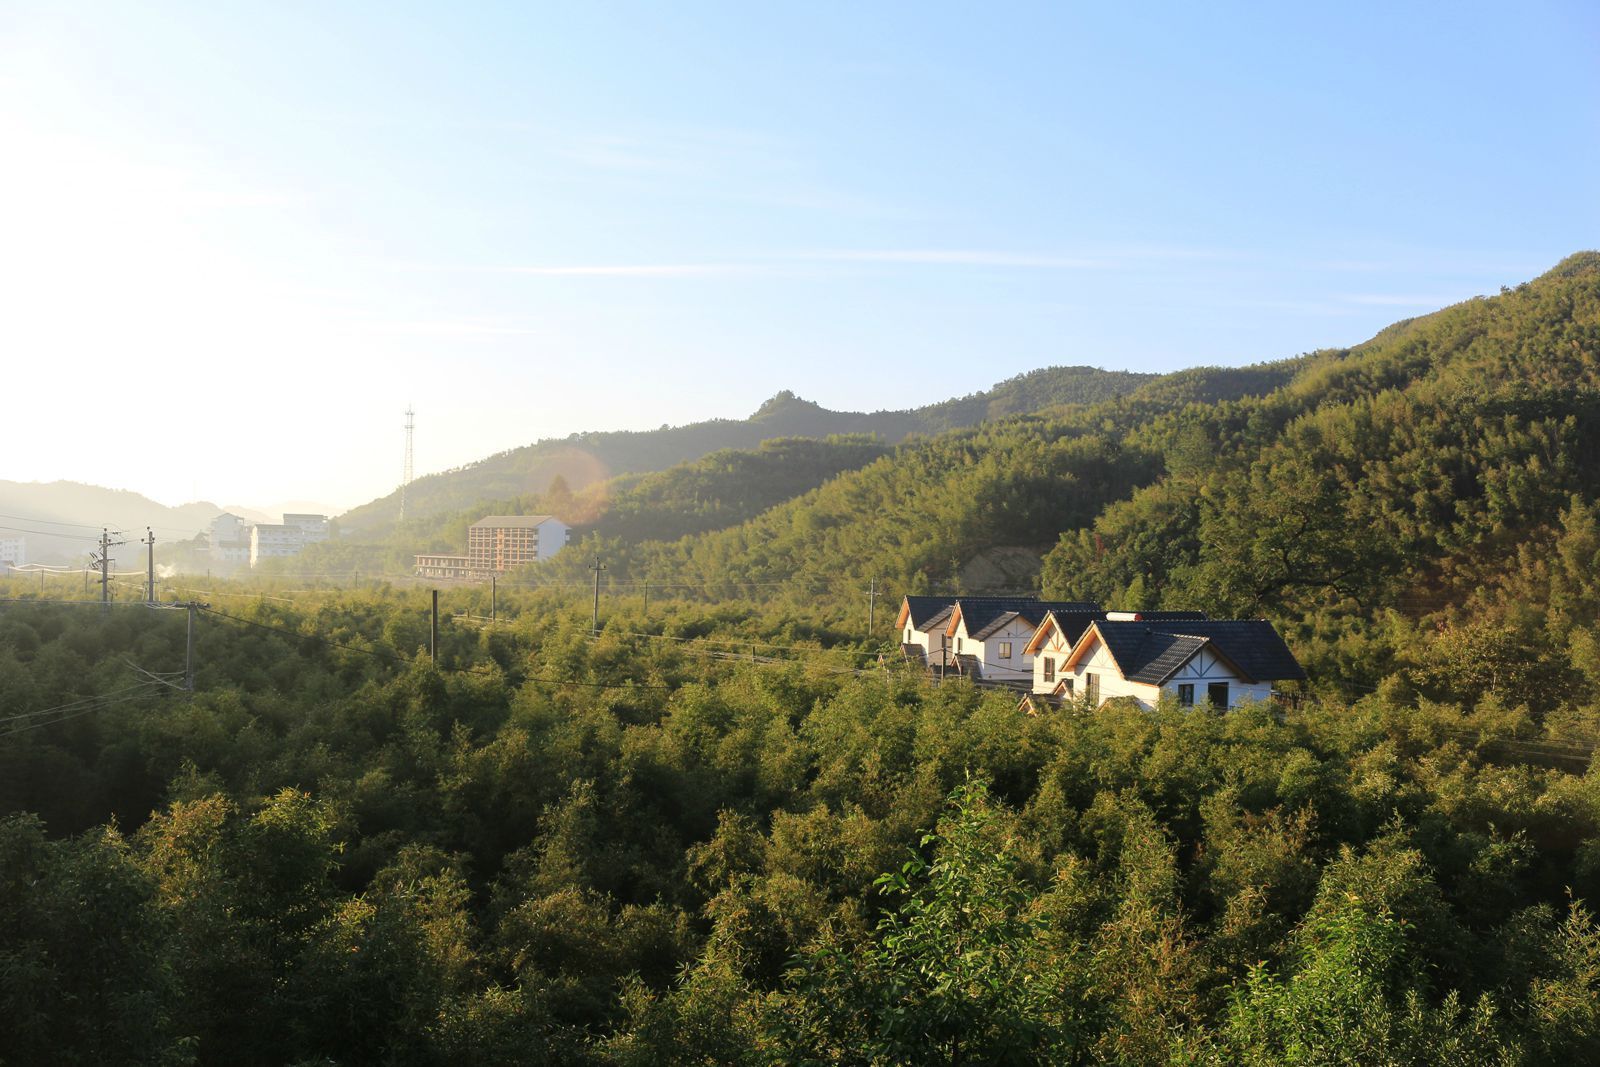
1042, 656, 1055, 683
1207, 682, 1229, 709
1063, 678, 1074, 696
906, 627, 913, 642
956, 637, 963, 653
998, 641, 1012, 659
1085, 673, 1099, 704
1178, 684, 1195, 707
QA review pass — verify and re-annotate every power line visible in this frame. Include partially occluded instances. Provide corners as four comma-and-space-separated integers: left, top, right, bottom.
0, 681, 169, 737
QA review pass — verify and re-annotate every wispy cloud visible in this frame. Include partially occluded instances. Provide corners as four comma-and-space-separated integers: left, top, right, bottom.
800, 243, 1242, 269
504, 263, 745, 277
810, 249, 1109, 268
352, 317, 542, 337
386, 261, 752, 278
388, 243, 1244, 280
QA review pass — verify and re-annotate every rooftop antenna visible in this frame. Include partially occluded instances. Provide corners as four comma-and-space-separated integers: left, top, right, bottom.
400, 405, 415, 522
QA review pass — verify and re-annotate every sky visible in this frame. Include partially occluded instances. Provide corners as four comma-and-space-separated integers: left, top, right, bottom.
1, 2, 1596, 513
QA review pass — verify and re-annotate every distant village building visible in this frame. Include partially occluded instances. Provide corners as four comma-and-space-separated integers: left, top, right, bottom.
898, 596, 1104, 685
895, 595, 1301, 709
282, 514, 331, 543
0, 536, 25, 573
208, 513, 252, 566
1031, 616, 1304, 710
941, 597, 1102, 686
249, 524, 304, 567
467, 515, 569, 570
207, 512, 330, 569
414, 553, 474, 581
413, 514, 570, 580
1026, 609, 1209, 694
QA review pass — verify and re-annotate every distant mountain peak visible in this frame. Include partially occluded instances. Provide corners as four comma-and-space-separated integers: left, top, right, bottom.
753, 391, 825, 419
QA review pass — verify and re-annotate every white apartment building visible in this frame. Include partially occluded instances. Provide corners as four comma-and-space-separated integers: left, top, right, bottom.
247, 513, 331, 568
209, 514, 252, 566
0, 536, 25, 572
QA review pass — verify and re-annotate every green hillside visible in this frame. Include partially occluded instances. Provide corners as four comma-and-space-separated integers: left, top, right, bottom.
533, 255, 1600, 693
273, 435, 899, 577
9, 256, 1600, 1064
335, 365, 1153, 536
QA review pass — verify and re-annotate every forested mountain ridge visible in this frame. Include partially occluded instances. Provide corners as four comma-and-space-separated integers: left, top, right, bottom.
9, 255, 1600, 1063
535, 254, 1600, 690
336, 365, 1154, 536
0, 480, 227, 564
278, 435, 901, 577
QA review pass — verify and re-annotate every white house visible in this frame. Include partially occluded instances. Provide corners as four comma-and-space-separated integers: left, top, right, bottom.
940, 598, 1101, 686
1036, 617, 1303, 710
1026, 610, 1209, 694
896, 595, 969, 668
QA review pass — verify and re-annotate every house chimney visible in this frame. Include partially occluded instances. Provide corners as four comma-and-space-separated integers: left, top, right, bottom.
1106, 611, 1142, 621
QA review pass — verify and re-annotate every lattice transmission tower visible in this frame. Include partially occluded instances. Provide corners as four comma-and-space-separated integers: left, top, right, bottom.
400, 405, 415, 521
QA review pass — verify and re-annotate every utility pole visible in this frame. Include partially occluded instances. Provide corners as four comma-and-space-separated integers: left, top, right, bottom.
491, 574, 497, 623
590, 557, 605, 634
92, 529, 124, 607
185, 602, 197, 691
430, 589, 439, 665
867, 577, 878, 635
143, 528, 156, 604
642, 579, 649, 616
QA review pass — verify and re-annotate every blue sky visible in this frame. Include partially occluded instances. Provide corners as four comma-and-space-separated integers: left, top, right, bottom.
1, 2, 1596, 510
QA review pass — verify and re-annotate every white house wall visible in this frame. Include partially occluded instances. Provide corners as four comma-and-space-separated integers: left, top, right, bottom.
1032, 627, 1072, 693
1158, 650, 1273, 708
1065, 638, 1162, 707
971, 618, 1038, 684
903, 624, 949, 666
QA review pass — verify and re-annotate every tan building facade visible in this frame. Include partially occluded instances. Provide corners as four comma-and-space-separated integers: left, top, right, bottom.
466, 515, 569, 572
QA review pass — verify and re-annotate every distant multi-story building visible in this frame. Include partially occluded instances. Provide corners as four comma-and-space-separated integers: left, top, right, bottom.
0, 536, 25, 573
209, 513, 252, 566
282, 514, 331, 543
243, 513, 331, 568
414, 553, 474, 581
413, 514, 570, 580
466, 515, 569, 572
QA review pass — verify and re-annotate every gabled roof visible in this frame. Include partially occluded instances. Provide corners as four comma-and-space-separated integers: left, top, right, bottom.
897, 595, 958, 631
1023, 610, 1106, 654
948, 598, 1099, 639
1024, 609, 1210, 656
471, 514, 560, 529
1069, 619, 1305, 685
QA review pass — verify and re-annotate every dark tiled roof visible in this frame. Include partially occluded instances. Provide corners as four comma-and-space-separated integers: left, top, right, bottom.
1030, 610, 1107, 649
1092, 620, 1305, 684
1123, 632, 1209, 684
953, 653, 982, 678
958, 598, 1099, 639
901, 643, 926, 664
901, 596, 957, 630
